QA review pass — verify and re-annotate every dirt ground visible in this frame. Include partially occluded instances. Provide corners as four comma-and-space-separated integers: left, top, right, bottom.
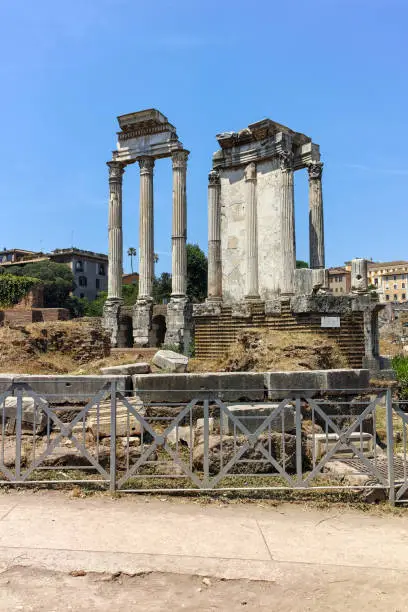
0, 564, 406, 612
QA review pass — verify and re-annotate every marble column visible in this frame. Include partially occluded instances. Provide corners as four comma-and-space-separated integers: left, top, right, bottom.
171, 150, 188, 297
207, 169, 222, 301
107, 161, 125, 299
104, 160, 125, 347
308, 162, 325, 269
138, 156, 155, 299
244, 162, 260, 300
279, 151, 296, 296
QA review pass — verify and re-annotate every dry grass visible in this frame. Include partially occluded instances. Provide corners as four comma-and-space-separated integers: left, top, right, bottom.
190, 329, 348, 373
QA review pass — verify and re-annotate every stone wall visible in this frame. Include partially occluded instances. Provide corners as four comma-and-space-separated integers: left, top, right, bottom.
194, 301, 365, 369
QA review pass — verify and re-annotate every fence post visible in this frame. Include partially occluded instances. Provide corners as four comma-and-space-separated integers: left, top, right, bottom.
15, 385, 23, 480
385, 388, 395, 505
295, 396, 303, 486
203, 399, 209, 488
110, 381, 117, 493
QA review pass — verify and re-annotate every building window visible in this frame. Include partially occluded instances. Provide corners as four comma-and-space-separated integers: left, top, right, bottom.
394, 294, 398, 301
78, 275, 87, 287
403, 283, 406, 289
98, 263, 106, 276
394, 284, 398, 290
80, 293, 84, 299
386, 295, 390, 301
403, 294, 406, 300
374, 278, 378, 285
96, 278, 100, 290
340, 287, 343, 292
75, 260, 84, 272
394, 275, 397, 281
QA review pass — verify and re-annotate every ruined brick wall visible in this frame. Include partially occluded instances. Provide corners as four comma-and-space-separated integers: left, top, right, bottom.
194, 301, 365, 369
11, 286, 44, 310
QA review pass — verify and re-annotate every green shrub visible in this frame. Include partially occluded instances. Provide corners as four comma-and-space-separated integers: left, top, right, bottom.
0, 274, 41, 307
392, 355, 408, 400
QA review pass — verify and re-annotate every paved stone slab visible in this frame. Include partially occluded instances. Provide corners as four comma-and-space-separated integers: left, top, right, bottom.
12, 375, 130, 404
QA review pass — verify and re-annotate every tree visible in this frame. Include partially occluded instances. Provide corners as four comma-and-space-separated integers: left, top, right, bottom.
152, 272, 172, 304
5, 261, 75, 309
186, 243, 207, 303
127, 247, 137, 273
296, 260, 309, 269
154, 253, 159, 264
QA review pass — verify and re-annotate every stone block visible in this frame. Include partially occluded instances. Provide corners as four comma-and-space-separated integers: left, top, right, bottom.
221, 403, 295, 434
12, 375, 129, 404
166, 425, 194, 448
264, 369, 370, 400
132, 372, 265, 403
87, 401, 145, 438
152, 350, 188, 373
196, 417, 214, 433
308, 432, 374, 460
100, 363, 151, 376
3, 396, 47, 434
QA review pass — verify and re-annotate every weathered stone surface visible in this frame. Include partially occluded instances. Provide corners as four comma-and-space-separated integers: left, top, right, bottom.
12, 375, 129, 404
193, 433, 297, 475
221, 403, 295, 434
120, 436, 141, 448
87, 400, 144, 438
307, 432, 374, 460
133, 372, 265, 403
164, 297, 193, 353
100, 362, 150, 376
3, 397, 47, 435
152, 350, 188, 373
196, 417, 214, 433
167, 425, 194, 448
264, 369, 370, 400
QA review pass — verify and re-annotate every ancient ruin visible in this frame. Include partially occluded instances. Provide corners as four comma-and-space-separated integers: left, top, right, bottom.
103, 109, 192, 350
193, 118, 384, 371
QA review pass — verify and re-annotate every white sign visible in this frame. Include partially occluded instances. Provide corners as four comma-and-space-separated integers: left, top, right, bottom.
321, 316, 341, 328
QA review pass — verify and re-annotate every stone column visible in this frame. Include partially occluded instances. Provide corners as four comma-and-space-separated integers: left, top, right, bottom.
138, 156, 155, 298
133, 156, 155, 347
107, 161, 125, 299
103, 161, 125, 347
207, 169, 222, 301
279, 151, 296, 296
171, 150, 189, 297
244, 162, 260, 300
165, 150, 192, 352
308, 162, 325, 269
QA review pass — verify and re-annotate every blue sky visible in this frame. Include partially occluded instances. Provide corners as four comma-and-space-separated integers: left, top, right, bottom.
0, 0, 407, 274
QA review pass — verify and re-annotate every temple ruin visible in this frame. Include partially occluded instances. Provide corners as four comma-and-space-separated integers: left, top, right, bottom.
103, 109, 192, 350
103, 110, 384, 372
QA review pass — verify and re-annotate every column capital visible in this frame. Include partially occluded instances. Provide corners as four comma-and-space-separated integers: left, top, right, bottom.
138, 156, 155, 175
107, 160, 125, 181
278, 150, 294, 172
307, 161, 324, 181
244, 162, 257, 182
172, 150, 189, 170
208, 169, 220, 185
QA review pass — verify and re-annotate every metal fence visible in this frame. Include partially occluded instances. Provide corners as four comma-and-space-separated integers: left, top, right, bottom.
0, 381, 407, 503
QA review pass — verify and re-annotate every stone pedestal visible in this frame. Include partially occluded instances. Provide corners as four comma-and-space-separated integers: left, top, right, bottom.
164, 297, 193, 353
103, 298, 123, 348
351, 258, 369, 293
308, 162, 325, 269
132, 298, 153, 347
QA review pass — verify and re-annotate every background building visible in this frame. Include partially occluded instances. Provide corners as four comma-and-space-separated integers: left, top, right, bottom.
0, 248, 108, 301
367, 260, 408, 303
328, 266, 351, 294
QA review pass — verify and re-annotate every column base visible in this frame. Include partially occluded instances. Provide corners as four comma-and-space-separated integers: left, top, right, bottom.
132, 298, 153, 347
165, 296, 193, 354
103, 298, 124, 348
244, 294, 261, 302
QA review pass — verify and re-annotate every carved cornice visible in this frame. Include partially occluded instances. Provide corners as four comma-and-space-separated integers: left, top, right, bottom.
307, 161, 323, 180
138, 156, 155, 174
208, 169, 220, 186
244, 162, 257, 181
172, 150, 189, 170
107, 161, 125, 181
279, 150, 294, 172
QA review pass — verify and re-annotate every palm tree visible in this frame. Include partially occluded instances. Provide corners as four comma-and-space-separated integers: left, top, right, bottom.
127, 247, 137, 273
153, 253, 159, 264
